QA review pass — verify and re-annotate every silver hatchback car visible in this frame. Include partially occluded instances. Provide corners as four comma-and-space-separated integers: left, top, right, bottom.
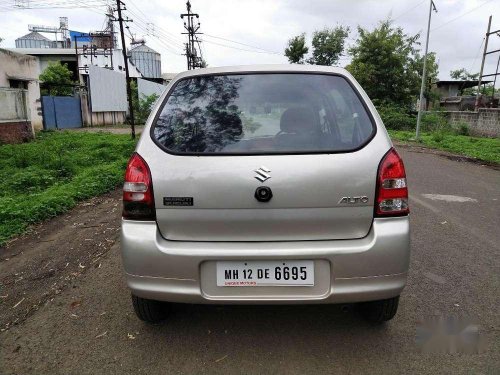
121, 64, 410, 324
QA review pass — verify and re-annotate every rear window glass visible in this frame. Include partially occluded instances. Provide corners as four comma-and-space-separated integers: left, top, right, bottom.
152, 73, 374, 154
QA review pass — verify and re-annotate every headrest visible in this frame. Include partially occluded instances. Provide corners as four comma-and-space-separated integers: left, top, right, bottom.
280, 106, 318, 133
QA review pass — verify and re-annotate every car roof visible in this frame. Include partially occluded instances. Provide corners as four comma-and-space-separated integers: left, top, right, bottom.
173, 64, 350, 80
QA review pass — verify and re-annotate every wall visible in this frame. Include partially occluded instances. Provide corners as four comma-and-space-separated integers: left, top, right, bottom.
137, 78, 166, 98
0, 88, 28, 121
0, 121, 34, 143
90, 111, 126, 126
436, 84, 460, 98
0, 88, 34, 143
88, 65, 127, 112
444, 108, 500, 138
86, 65, 127, 126
0, 48, 43, 130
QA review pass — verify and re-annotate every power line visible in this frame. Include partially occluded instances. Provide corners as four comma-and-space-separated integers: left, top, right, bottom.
200, 38, 283, 55
124, 12, 183, 54
203, 33, 281, 55
0, 0, 108, 12
124, 6, 184, 46
393, 0, 427, 21
470, 37, 485, 73
125, 0, 185, 45
432, 0, 496, 31
127, 21, 182, 55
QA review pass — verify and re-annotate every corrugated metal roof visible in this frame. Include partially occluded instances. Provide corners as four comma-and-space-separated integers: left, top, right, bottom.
130, 43, 159, 54
16, 31, 51, 41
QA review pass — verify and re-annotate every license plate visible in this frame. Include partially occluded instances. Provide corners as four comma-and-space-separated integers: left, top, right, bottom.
216, 260, 314, 287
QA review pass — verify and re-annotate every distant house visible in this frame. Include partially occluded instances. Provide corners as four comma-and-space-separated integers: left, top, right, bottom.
434, 80, 493, 111
434, 80, 491, 98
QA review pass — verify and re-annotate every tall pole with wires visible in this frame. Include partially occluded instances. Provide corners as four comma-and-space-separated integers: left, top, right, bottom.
116, 0, 135, 139
181, 0, 203, 70
415, 0, 437, 141
475, 16, 492, 110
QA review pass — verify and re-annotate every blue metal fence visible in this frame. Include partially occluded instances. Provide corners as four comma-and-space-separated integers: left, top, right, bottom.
42, 96, 82, 130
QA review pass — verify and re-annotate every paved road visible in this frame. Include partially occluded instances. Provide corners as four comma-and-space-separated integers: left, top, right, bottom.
1, 147, 499, 374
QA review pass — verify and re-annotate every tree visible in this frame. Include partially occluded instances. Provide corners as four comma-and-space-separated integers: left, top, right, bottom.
450, 68, 478, 81
284, 33, 308, 64
309, 26, 349, 66
347, 20, 436, 108
449, 68, 482, 95
0, 37, 3, 46
130, 80, 160, 124
413, 52, 439, 107
39, 62, 75, 96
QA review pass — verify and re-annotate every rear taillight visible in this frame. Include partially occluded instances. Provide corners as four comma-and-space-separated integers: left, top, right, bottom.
122, 153, 156, 220
375, 148, 409, 217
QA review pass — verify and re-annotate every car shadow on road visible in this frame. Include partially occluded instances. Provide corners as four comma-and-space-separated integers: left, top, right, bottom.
127, 303, 406, 369
140, 303, 393, 342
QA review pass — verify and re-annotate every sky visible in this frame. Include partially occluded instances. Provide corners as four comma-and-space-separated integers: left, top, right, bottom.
0, 0, 499, 80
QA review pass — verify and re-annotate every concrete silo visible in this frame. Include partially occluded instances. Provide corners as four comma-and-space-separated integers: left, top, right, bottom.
129, 41, 161, 79
15, 32, 54, 49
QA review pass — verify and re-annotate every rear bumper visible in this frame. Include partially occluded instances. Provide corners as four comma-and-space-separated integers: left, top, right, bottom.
120, 217, 410, 304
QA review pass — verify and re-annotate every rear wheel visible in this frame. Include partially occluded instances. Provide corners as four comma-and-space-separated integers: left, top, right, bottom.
359, 296, 399, 324
131, 294, 170, 323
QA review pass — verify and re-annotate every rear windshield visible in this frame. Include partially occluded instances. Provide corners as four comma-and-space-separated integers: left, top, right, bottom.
152, 73, 374, 154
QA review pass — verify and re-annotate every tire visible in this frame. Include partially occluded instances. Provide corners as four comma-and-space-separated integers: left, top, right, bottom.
359, 296, 399, 324
131, 294, 169, 324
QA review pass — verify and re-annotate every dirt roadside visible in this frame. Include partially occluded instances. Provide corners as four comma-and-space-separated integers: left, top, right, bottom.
0, 190, 123, 332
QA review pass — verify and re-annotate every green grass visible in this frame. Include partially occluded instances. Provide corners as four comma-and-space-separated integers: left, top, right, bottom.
0, 131, 137, 246
388, 130, 500, 164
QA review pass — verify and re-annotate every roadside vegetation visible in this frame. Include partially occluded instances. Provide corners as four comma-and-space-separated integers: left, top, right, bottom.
389, 129, 500, 164
0, 131, 136, 246
379, 106, 499, 164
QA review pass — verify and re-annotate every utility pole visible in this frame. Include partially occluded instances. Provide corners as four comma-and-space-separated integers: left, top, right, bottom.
475, 16, 492, 110
492, 54, 500, 100
116, 0, 135, 139
181, 0, 203, 70
415, 0, 437, 141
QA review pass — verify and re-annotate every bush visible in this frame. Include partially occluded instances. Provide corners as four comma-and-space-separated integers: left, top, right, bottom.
376, 104, 416, 130
130, 80, 160, 124
421, 112, 450, 133
455, 122, 470, 136
136, 93, 159, 124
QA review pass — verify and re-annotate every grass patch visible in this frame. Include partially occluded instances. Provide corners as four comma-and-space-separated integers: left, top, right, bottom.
0, 131, 137, 246
389, 130, 500, 164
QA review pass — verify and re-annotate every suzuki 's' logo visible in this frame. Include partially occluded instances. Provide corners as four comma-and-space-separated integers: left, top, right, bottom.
254, 166, 271, 182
